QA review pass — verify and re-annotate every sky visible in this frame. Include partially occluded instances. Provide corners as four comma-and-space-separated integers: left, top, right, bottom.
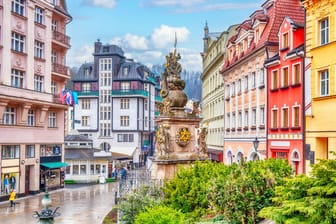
66, 0, 264, 72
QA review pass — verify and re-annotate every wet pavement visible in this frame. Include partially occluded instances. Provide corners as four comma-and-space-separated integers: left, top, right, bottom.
0, 182, 118, 224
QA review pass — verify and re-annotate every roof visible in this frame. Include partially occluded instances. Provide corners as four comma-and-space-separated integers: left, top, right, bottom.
65, 134, 92, 142
72, 62, 97, 81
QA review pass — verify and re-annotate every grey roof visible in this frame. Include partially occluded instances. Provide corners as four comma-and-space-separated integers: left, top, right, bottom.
72, 62, 96, 81
94, 44, 124, 57
114, 60, 156, 82
65, 135, 92, 142
65, 149, 94, 160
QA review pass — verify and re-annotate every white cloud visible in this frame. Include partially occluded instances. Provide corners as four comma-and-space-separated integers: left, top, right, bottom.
151, 25, 190, 49
67, 45, 94, 68
83, 0, 117, 9
110, 34, 148, 50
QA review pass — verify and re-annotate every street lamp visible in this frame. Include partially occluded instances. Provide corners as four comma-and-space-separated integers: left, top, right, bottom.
253, 137, 259, 152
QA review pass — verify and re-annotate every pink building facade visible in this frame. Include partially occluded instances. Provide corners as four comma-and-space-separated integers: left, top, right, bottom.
221, 0, 304, 165
0, 0, 71, 199
265, 16, 305, 174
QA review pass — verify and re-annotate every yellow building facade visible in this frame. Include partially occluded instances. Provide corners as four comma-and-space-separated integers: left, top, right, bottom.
303, 0, 336, 172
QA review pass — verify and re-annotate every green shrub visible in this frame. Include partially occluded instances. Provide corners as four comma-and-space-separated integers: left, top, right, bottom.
135, 205, 185, 224
64, 180, 76, 184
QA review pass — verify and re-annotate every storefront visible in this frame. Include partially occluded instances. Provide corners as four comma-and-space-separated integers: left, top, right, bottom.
40, 162, 67, 191
1, 167, 19, 195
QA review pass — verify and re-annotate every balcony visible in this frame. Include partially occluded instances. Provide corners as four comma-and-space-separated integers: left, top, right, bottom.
77, 91, 99, 97
52, 30, 70, 48
111, 89, 148, 98
52, 63, 69, 77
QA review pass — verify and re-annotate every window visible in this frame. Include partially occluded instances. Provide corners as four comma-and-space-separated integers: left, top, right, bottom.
100, 106, 111, 120
99, 58, 112, 71
51, 50, 57, 63
82, 83, 91, 92
260, 107, 265, 125
252, 108, 256, 126
34, 74, 44, 92
282, 67, 289, 87
82, 99, 90, 109
80, 163, 86, 175
11, 32, 25, 52
272, 109, 278, 128
237, 79, 241, 93
282, 32, 289, 48
73, 164, 79, 175
293, 106, 300, 127
123, 66, 129, 75
34, 40, 44, 58
320, 18, 329, 45
121, 82, 130, 91
226, 114, 230, 129
231, 82, 235, 96
11, 0, 25, 16
100, 90, 111, 103
251, 72, 256, 88
282, 107, 289, 128
232, 113, 236, 128
90, 164, 94, 175
48, 112, 56, 128
2, 145, 20, 159
51, 80, 56, 95
120, 116, 129, 127
100, 123, 111, 137
144, 116, 148, 128
40, 145, 61, 157
34, 6, 44, 24
244, 75, 248, 90
26, 145, 35, 158
95, 164, 101, 174
27, 109, 35, 126
272, 70, 278, 90
3, 107, 16, 125
117, 134, 134, 142
259, 68, 265, 85
52, 20, 57, 31
238, 111, 242, 128
82, 116, 89, 127
293, 64, 300, 84
120, 98, 129, 109
244, 110, 248, 127
144, 99, 148, 110
320, 70, 329, 96
11, 69, 24, 88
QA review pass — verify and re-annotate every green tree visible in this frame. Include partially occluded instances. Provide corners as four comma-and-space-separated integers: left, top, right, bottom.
135, 205, 185, 224
210, 159, 292, 224
118, 185, 162, 224
259, 159, 336, 224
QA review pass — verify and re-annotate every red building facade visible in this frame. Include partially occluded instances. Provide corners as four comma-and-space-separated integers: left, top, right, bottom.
265, 17, 305, 174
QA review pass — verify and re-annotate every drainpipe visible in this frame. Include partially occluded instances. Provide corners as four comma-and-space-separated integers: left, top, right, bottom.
301, 6, 307, 174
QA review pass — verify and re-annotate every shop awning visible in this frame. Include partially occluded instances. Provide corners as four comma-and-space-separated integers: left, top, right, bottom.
41, 162, 68, 169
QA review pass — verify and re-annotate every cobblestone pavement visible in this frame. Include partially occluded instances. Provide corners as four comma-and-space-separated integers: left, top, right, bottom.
0, 182, 117, 224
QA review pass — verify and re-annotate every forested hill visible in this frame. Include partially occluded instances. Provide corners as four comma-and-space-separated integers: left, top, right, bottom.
151, 64, 202, 102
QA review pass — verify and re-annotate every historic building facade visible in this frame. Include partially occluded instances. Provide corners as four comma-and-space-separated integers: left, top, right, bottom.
264, 16, 305, 174
302, 0, 336, 172
72, 40, 158, 168
0, 0, 71, 197
221, 0, 304, 164
201, 22, 237, 162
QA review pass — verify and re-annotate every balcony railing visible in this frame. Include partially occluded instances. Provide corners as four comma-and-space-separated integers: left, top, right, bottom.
52, 30, 70, 47
111, 89, 148, 97
52, 63, 69, 76
77, 91, 99, 96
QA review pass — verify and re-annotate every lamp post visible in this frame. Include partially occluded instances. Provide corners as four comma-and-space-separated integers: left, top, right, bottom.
253, 137, 259, 152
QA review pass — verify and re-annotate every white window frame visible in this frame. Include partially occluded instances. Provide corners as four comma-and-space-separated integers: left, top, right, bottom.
11, 69, 24, 88
320, 69, 329, 96
11, 32, 25, 52
34, 6, 44, 24
34, 40, 44, 58
3, 107, 16, 125
48, 112, 56, 128
34, 74, 44, 92
120, 116, 129, 127
11, 0, 25, 16
320, 18, 329, 45
27, 109, 35, 126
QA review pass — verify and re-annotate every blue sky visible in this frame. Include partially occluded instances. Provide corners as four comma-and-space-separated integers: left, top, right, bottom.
66, 0, 263, 72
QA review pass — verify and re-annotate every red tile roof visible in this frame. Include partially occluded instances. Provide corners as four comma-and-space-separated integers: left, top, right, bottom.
221, 0, 305, 73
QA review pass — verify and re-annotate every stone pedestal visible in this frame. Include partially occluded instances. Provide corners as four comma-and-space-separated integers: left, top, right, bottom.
151, 115, 206, 180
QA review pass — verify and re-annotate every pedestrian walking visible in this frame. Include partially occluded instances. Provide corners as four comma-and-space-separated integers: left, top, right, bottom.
9, 189, 16, 207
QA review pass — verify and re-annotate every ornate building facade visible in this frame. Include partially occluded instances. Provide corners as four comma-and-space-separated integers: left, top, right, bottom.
201, 22, 237, 162
265, 16, 305, 174
221, 0, 304, 164
0, 0, 71, 198
71, 40, 158, 168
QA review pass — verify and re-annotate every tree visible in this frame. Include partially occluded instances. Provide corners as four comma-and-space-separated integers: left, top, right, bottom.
135, 206, 185, 224
259, 159, 336, 224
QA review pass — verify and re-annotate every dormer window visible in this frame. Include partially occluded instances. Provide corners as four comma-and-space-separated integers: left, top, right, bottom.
123, 66, 129, 76
255, 29, 259, 43
282, 32, 289, 49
